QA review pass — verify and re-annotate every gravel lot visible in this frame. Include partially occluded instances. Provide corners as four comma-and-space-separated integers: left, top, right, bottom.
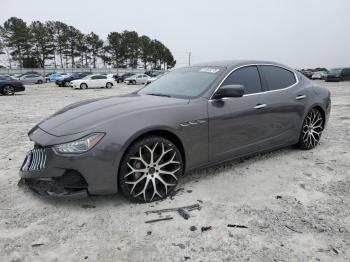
0, 81, 349, 262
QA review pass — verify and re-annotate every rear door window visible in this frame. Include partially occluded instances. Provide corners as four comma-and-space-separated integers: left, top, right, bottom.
222, 66, 262, 95
259, 65, 296, 91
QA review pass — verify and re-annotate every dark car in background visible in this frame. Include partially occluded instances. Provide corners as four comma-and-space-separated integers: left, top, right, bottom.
325, 68, 350, 82
19, 60, 331, 203
115, 73, 135, 83
56, 73, 90, 87
299, 70, 313, 79
0, 75, 25, 95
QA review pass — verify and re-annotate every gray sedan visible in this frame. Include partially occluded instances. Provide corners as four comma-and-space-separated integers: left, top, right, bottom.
20, 60, 331, 202
19, 74, 45, 84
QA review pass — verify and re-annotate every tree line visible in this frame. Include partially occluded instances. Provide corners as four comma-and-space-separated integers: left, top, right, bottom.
0, 17, 176, 69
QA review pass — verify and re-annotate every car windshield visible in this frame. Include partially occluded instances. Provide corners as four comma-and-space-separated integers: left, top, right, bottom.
329, 68, 342, 75
138, 67, 224, 98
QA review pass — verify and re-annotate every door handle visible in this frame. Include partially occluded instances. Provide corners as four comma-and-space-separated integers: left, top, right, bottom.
254, 104, 267, 109
296, 95, 307, 100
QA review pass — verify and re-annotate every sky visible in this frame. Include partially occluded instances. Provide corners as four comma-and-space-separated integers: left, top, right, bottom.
1, 0, 349, 69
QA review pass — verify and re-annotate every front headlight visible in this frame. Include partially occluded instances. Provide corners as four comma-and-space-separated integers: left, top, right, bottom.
54, 133, 105, 154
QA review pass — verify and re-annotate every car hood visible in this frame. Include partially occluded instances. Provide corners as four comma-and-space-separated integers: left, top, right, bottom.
37, 94, 189, 136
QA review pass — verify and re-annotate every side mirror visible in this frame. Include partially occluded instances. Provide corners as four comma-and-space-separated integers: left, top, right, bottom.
213, 85, 244, 99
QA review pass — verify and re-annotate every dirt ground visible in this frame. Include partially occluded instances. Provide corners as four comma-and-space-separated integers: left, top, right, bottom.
0, 80, 349, 262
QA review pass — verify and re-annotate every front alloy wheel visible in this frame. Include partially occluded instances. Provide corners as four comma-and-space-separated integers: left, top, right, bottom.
298, 108, 324, 149
2, 85, 15, 95
119, 136, 183, 203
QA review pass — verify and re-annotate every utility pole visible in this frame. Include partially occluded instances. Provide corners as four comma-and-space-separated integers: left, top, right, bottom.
188, 51, 191, 66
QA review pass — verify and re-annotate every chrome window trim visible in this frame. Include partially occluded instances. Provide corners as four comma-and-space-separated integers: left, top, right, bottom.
209, 63, 299, 101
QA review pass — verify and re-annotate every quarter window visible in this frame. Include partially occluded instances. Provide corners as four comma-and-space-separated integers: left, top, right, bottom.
259, 65, 296, 91
222, 66, 262, 95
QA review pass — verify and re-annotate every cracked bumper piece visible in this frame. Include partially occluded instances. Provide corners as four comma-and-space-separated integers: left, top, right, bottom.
19, 177, 89, 198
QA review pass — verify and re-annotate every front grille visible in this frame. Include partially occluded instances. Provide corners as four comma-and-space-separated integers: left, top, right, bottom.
21, 149, 47, 171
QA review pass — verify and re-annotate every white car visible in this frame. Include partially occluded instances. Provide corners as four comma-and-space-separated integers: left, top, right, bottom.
70, 75, 115, 89
311, 71, 327, 80
124, 74, 150, 85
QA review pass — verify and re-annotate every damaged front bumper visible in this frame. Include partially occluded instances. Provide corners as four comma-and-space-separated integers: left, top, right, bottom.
19, 126, 120, 197
19, 147, 89, 197
18, 177, 88, 198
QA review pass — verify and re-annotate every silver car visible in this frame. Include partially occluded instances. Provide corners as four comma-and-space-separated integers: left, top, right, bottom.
124, 74, 150, 85
19, 74, 45, 84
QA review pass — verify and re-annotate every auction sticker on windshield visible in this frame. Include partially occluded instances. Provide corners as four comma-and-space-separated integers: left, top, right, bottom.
199, 68, 221, 74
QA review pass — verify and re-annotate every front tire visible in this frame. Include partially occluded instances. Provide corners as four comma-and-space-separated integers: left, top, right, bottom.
297, 108, 324, 150
80, 83, 88, 89
37, 80, 43, 84
119, 136, 183, 203
1, 85, 15, 95
106, 82, 113, 88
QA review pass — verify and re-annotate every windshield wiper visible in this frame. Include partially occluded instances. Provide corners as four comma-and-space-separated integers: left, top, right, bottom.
145, 93, 171, 97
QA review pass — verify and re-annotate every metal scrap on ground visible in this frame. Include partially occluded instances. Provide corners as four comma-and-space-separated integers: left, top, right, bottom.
145, 203, 201, 215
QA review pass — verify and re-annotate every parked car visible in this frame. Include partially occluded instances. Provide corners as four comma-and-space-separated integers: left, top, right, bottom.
145, 70, 166, 77
0, 75, 25, 95
115, 73, 135, 83
19, 60, 331, 202
145, 72, 167, 85
325, 68, 350, 82
18, 71, 41, 78
299, 70, 313, 79
55, 73, 90, 87
19, 74, 45, 84
70, 75, 114, 89
124, 74, 150, 85
48, 73, 70, 82
311, 71, 327, 80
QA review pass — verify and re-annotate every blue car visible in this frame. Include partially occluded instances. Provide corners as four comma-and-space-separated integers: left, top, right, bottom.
48, 73, 69, 82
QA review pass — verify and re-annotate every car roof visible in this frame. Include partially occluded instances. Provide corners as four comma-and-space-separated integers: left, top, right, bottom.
192, 60, 293, 71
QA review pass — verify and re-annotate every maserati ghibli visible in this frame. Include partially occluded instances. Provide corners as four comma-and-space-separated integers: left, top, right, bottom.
19, 60, 331, 202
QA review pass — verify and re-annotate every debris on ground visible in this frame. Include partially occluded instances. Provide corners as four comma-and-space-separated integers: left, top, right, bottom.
172, 243, 185, 249
190, 226, 197, 231
227, 224, 248, 229
145, 203, 201, 215
31, 243, 44, 247
147, 231, 152, 235
201, 226, 212, 232
275, 195, 282, 199
184, 256, 190, 260
285, 225, 302, 233
178, 208, 190, 219
145, 217, 173, 224
169, 187, 184, 199
81, 204, 96, 209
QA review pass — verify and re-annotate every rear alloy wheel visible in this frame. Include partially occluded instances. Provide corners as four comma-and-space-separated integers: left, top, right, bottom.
64, 81, 70, 87
132, 80, 136, 85
119, 136, 183, 203
297, 108, 324, 149
106, 82, 112, 88
2, 85, 15, 95
80, 83, 88, 89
